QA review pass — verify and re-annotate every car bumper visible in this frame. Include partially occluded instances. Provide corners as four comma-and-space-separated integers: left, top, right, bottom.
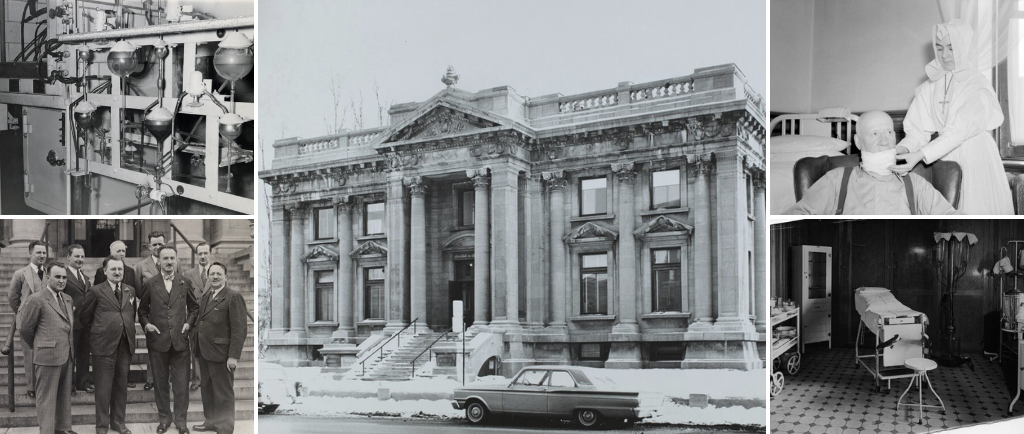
451, 400, 465, 410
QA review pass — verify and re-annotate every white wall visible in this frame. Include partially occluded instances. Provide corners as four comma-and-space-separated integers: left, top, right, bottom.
772, 0, 943, 113
770, 0, 815, 113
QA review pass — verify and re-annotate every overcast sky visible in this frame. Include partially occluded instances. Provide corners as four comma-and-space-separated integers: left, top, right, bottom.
259, 0, 767, 147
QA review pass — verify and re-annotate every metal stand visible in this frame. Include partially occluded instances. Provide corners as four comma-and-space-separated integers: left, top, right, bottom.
932, 233, 974, 368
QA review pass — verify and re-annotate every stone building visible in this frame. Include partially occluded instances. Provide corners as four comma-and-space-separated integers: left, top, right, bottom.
260, 64, 767, 374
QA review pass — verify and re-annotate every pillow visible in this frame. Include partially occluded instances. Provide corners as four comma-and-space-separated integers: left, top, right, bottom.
771, 135, 850, 155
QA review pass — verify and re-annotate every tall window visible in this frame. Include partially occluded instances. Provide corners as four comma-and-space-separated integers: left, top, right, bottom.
364, 202, 384, 235
315, 271, 334, 321
652, 248, 682, 312
459, 189, 475, 226
580, 177, 607, 216
314, 207, 335, 240
581, 253, 608, 314
651, 169, 681, 209
746, 175, 754, 215
364, 267, 385, 319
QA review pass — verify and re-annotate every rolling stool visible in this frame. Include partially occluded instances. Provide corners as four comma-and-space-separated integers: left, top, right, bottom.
896, 357, 946, 424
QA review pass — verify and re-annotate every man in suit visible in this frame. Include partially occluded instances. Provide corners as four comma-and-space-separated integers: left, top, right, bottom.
64, 244, 95, 393
135, 231, 165, 392
139, 246, 199, 434
7, 240, 48, 398
182, 243, 211, 391
80, 256, 137, 434
93, 240, 137, 289
192, 263, 245, 434
18, 262, 75, 434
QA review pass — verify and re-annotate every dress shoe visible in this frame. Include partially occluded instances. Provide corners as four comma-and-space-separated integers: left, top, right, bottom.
55, 430, 78, 434
119, 429, 132, 434
156, 423, 168, 433
26, 390, 35, 398
189, 382, 200, 392
144, 382, 154, 390
128, 382, 136, 388
177, 427, 190, 434
191, 425, 216, 432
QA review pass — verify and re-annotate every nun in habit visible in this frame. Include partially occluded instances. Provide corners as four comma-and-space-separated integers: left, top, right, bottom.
893, 19, 1013, 215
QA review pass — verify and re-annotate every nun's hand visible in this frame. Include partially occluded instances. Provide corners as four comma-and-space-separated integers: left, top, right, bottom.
891, 151, 924, 175
895, 145, 909, 154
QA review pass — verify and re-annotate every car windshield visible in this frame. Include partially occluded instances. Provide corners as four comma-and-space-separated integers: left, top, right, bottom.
512, 369, 548, 386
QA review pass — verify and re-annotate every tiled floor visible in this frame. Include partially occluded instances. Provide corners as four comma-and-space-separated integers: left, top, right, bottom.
770, 346, 1024, 433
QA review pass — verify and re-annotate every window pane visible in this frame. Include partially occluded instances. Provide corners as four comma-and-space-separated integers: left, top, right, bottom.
547, 371, 576, 388
367, 267, 385, 281
582, 271, 608, 314
582, 253, 607, 269
515, 370, 547, 386
316, 285, 333, 321
366, 282, 385, 319
581, 177, 607, 215
316, 207, 335, 240
653, 248, 681, 265
461, 190, 475, 226
366, 202, 384, 235
316, 270, 335, 283
654, 269, 681, 312
652, 169, 680, 209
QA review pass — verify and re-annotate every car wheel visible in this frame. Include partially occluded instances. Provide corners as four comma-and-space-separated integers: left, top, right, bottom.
575, 409, 601, 428
466, 401, 489, 424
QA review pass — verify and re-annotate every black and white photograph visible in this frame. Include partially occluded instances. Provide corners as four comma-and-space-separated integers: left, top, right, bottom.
258, 0, 766, 432
769, 0, 1023, 216
0, 0, 254, 216
0, 218, 255, 433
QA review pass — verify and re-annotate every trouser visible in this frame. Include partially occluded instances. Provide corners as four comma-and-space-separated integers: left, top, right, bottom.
92, 336, 131, 433
150, 347, 191, 427
190, 337, 202, 383
73, 327, 92, 389
34, 360, 73, 433
198, 355, 235, 434
19, 339, 35, 391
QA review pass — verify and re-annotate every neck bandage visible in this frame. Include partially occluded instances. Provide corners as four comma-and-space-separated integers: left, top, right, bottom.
860, 149, 897, 176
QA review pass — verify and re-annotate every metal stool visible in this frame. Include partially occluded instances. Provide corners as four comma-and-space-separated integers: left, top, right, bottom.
896, 357, 946, 424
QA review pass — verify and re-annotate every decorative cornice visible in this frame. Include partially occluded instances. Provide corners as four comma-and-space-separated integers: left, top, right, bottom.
634, 215, 693, 238
563, 222, 618, 244
404, 176, 428, 196
441, 232, 475, 251
611, 162, 637, 183
300, 245, 340, 263
542, 170, 567, 191
350, 240, 388, 258
686, 152, 716, 176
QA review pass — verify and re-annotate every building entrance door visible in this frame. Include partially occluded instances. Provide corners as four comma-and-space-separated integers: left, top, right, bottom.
85, 220, 119, 257
449, 259, 474, 327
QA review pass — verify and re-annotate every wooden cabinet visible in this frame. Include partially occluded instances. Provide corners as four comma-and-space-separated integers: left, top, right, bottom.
791, 245, 832, 352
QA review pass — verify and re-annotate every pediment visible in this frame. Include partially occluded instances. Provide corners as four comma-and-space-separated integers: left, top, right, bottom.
301, 245, 340, 263
376, 92, 534, 148
441, 232, 475, 251
350, 241, 388, 258
563, 222, 618, 244
633, 216, 693, 237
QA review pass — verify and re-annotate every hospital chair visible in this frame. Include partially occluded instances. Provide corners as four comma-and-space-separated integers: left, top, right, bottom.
793, 155, 962, 208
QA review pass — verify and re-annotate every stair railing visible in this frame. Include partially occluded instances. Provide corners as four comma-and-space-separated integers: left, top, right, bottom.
410, 329, 454, 379
359, 319, 418, 376
2, 222, 49, 412
168, 223, 197, 268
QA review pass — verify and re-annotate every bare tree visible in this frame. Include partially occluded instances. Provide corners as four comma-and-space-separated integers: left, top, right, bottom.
373, 80, 395, 128
325, 75, 349, 134
258, 138, 272, 359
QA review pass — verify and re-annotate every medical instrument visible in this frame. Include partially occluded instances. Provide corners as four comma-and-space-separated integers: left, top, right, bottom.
854, 287, 930, 393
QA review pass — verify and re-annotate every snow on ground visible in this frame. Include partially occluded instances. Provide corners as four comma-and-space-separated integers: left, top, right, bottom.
278, 366, 766, 427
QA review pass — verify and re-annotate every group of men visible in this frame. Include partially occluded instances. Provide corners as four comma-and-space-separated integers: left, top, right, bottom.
9, 232, 248, 434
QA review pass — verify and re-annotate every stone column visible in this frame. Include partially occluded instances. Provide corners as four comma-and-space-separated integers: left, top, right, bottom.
286, 203, 307, 337
753, 169, 767, 333
384, 172, 409, 333
612, 162, 639, 333
689, 153, 715, 330
524, 175, 546, 328
543, 171, 568, 330
491, 166, 521, 329
271, 204, 288, 334
6, 219, 47, 253
406, 176, 428, 330
713, 155, 754, 331
469, 168, 490, 327
333, 198, 355, 339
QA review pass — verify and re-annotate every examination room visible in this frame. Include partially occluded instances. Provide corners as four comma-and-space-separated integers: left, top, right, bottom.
770, 219, 1024, 433
769, 0, 1024, 216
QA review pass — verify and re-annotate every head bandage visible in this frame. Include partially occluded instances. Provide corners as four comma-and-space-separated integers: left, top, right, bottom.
860, 149, 897, 176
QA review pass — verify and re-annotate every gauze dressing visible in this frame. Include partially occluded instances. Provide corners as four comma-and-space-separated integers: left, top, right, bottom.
860, 149, 897, 176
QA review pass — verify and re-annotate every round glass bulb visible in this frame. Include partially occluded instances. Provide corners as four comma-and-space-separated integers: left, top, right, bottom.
213, 46, 253, 82
107, 41, 138, 78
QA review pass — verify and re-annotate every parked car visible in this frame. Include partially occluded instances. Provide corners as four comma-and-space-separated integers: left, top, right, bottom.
452, 365, 648, 428
259, 361, 298, 414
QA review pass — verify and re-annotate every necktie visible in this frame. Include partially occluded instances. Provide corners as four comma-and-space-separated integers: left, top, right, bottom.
116, 284, 122, 304
78, 270, 85, 286
36, 267, 43, 281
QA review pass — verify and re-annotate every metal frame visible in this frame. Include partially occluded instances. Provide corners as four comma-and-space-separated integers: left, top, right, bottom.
854, 317, 926, 393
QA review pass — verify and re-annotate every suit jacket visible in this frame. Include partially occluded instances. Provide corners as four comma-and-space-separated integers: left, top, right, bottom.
195, 286, 246, 363
79, 281, 137, 357
134, 257, 159, 298
64, 267, 91, 330
8, 264, 44, 314
94, 266, 136, 292
182, 266, 211, 301
17, 288, 74, 367
138, 273, 199, 353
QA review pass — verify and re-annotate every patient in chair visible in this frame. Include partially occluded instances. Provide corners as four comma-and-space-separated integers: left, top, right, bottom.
784, 111, 959, 215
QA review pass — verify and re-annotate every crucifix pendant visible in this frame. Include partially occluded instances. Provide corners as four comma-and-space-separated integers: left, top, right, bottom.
939, 98, 949, 116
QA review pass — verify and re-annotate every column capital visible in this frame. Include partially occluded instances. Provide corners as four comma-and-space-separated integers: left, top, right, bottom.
284, 202, 308, 215
404, 176, 428, 196
611, 162, 637, 183
542, 170, 567, 191
686, 152, 716, 176
468, 168, 491, 189
751, 168, 766, 189
334, 196, 355, 212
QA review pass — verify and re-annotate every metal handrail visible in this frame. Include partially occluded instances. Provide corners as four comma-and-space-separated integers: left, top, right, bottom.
410, 329, 453, 378
2, 222, 49, 411
168, 223, 197, 268
359, 319, 418, 376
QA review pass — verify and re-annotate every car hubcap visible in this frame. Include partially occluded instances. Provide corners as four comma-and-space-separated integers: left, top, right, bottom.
469, 405, 482, 420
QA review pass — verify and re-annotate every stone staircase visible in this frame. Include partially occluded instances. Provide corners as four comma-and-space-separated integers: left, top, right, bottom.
0, 254, 255, 428
350, 330, 446, 381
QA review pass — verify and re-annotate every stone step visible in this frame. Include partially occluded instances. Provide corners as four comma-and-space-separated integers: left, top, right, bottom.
0, 398, 253, 427
0, 380, 254, 408
0, 332, 256, 350
0, 362, 254, 385
0, 347, 256, 367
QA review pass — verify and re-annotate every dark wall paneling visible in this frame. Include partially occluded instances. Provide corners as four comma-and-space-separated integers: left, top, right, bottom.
771, 219, 1024, 352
